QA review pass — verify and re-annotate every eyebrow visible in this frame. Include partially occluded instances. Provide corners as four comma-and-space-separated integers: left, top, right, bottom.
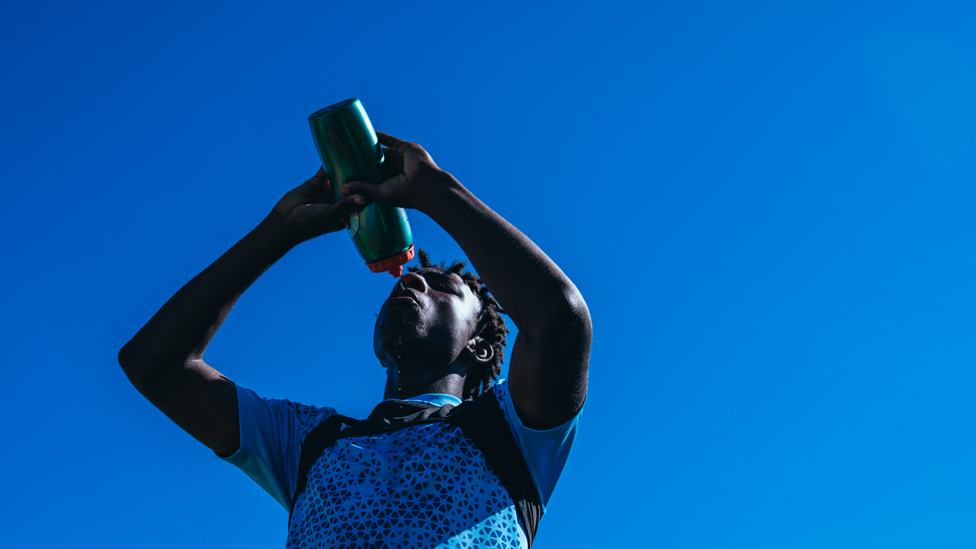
422, 271, 460, 284
420, 271, 469, 294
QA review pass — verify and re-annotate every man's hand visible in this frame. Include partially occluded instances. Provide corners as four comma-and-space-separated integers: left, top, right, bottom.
273, 168, 367, 244
339, 132, 450, 212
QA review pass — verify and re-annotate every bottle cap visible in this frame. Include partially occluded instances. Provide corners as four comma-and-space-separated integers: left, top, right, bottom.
366, 245, 416, 277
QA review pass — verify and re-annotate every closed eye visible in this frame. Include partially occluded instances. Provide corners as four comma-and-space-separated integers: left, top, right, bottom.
433, 282, 459, 295
423, 273, 461, 295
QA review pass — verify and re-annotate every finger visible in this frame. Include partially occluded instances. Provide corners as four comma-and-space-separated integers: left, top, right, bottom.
376, 131, 408, 152
318, 193, 367, 225
297, 193, 363, 236
381, 146, 403, 168
341, 177, 399, 203
340, 180, 379, 200
307, 167, 336, 203
333, 193, 367, 212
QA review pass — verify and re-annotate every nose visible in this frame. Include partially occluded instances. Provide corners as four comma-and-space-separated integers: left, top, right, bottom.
399, 272, 428, 293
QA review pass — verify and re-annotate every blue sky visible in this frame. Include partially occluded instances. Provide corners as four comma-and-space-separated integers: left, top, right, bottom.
3, 1, 976, 547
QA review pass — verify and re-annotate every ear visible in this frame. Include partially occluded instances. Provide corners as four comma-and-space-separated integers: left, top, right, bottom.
465, 337, 494, 364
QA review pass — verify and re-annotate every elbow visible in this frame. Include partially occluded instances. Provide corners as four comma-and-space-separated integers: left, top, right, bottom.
117, 341, 132, 369
563, 288, 593, 341
532, 286, 592, 344
118, 341, 142, 382
118, 339, 156, 388
119, 338, 196, 390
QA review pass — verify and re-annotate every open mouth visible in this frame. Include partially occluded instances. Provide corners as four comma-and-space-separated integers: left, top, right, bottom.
386, 290, 419, 306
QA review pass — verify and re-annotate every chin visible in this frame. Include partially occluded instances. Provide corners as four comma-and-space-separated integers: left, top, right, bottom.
374, 324, 459, 371
376, 311, 420, 347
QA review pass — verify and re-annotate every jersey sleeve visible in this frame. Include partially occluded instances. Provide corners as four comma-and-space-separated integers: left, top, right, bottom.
218, 383, 336, 510
492, 379, 583, 510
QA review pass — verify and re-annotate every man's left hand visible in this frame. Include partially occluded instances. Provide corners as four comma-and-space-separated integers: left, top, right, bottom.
339, 132, 454, 212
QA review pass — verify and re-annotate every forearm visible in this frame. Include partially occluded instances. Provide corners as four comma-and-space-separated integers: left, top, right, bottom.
422, 172, 587, 338
119, 211, 296, 379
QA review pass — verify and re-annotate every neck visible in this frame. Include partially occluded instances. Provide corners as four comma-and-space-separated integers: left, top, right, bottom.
382, 361, 467, 401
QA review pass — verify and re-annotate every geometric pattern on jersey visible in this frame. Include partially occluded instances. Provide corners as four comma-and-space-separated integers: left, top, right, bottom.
220, 378, 582, 547
286, 420, 525, 548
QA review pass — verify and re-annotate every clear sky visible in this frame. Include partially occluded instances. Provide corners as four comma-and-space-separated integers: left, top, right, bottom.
3, 1, 976, 547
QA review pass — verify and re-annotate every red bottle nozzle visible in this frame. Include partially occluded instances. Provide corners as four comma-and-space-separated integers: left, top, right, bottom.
366, 245, 415, 277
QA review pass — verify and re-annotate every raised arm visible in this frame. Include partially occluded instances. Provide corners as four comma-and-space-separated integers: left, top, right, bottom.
342, 133, 591, 429
118, 170, 365, 455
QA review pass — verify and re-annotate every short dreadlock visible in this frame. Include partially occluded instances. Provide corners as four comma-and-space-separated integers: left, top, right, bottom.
408, 249, 509, 400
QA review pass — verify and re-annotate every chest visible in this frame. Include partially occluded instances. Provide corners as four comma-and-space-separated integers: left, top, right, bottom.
307, 422, 509, 503
287, 422, 523, 548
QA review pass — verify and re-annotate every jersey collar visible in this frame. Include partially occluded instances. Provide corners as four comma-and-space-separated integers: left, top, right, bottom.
387, 393, 462, 407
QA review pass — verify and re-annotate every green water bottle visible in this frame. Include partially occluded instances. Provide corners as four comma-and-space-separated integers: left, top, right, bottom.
309, 98, 414, 277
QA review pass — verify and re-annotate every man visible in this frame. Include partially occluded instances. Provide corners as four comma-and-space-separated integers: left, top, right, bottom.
119, 131, 592, 548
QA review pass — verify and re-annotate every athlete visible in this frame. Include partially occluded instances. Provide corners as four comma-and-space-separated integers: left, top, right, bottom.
118, 131, 592, 548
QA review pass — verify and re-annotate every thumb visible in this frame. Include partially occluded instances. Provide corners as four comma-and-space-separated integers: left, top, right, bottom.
303, 193, 366, 232
340, 175, 402, 204
328, 193, 368, 220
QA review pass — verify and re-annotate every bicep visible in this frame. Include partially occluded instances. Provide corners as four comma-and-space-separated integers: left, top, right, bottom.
132, 359, 240, 457
507, 300, 591, 430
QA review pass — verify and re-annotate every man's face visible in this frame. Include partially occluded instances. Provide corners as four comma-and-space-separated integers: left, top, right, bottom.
373, 267, 482, 371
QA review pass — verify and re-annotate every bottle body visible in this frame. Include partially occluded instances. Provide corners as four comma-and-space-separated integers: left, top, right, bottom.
309, 98, 414, 276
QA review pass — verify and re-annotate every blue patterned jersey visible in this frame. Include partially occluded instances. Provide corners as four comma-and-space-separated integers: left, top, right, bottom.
221, 379, 582, 548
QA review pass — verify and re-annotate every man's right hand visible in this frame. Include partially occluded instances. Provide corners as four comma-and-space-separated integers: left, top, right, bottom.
272, 167, 367, 244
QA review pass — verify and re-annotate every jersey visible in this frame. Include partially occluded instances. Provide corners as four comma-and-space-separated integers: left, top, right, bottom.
220, 379, 582, 548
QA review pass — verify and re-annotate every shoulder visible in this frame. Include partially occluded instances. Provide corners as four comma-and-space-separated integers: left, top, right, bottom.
292, 400, 338, 446
491, 378, 584, 433
489, 378, 584, 508
235, 384, 338, 448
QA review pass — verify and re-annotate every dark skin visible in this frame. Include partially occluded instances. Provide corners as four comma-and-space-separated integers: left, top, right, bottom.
119, 131, 591, 459
375, 266, 492, 400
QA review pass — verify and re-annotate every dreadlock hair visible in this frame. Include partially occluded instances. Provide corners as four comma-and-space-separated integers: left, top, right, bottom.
408, 249, 509, 400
